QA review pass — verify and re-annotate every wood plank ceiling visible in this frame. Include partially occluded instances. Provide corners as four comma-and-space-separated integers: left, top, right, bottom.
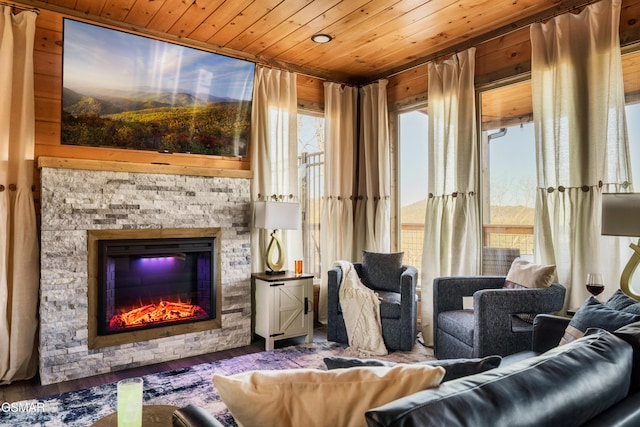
15, 0, 600, 84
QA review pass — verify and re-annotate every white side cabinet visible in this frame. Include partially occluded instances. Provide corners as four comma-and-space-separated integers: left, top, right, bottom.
253, 272, 314, 351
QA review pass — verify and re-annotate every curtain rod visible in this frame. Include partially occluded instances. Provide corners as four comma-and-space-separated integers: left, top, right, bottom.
0, 1, 39, 14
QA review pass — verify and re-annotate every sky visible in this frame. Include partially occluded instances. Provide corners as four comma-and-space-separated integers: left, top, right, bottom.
62, 20, 255, 101
399, 108, 640, 209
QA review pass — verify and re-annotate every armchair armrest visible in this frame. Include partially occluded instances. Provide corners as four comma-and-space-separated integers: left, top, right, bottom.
327, 266, 343, 310
473, 283, 566, 356
400, 266, 418, 301
433, 276, 505, 315
473, 284, 565, 315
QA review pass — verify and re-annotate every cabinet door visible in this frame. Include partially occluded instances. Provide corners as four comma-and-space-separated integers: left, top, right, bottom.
272, 282, 307, 337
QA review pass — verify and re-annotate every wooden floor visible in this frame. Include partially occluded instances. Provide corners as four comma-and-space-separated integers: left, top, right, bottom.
0, 328, 328, 404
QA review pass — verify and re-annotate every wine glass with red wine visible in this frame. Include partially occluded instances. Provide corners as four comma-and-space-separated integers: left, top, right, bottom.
586, 273, 605, 300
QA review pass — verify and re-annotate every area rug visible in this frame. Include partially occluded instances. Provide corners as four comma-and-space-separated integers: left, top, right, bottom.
0, 340, 433, 426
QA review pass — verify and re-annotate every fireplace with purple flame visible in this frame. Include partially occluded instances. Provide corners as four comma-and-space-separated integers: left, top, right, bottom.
88, 229, 221, 349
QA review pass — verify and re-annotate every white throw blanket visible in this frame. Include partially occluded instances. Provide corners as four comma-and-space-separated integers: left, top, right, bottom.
335, 260, 388, 356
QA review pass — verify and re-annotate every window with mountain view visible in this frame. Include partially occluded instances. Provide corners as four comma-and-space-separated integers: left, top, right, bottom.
480, 80, 536, 261
398, 109, 429, 285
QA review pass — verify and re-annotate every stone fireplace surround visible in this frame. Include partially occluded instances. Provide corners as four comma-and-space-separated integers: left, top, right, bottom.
38, 158, 252, 385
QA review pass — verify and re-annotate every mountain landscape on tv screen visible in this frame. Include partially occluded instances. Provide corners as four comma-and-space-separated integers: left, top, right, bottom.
61, 86, 251, 157
61, 18, 255, 158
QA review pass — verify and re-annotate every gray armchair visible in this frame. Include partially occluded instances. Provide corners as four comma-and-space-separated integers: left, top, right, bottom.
433, 276, 566, 359
327, 252, 418, 351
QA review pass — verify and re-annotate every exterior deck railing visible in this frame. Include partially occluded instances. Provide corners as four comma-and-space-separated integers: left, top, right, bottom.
400, 222, 535, 284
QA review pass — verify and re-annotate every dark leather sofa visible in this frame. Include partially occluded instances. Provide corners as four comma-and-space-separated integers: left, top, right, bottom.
173, 316, 640, 427
366, 315, 640, 427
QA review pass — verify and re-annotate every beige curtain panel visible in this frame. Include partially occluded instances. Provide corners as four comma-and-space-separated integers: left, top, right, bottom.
531, 0, 632, 309
250, 66, 302, 274
0, 6, 39, 384
421, 47, 480, 345
319, 82, 358, 323
354, 80, 391, 255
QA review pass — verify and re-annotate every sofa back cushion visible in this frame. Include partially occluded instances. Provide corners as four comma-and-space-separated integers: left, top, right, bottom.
323, 355, 501, 383
365, 330, 632, 427
613, 321, 640, 392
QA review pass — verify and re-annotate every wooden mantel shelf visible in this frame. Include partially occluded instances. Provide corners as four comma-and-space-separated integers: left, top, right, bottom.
37, 156, 253, 179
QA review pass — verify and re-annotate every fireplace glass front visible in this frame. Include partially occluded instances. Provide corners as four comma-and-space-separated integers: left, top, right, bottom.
97, 237, 216, 336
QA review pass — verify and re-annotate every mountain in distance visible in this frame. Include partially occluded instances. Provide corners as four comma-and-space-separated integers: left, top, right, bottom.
400, 198, 534, 225
62, 86, 245, 117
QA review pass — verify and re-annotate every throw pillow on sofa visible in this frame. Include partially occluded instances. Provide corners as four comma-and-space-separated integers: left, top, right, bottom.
323, 355, 501, 382
606, 289, 640, 315
560, 296, 640, 345
212, 364, 444, 427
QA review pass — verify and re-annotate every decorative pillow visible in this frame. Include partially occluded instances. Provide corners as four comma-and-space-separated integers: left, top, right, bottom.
360, 251, 404, 292
606, 289, 640, 315
559, 296, 640, 345
212, 365, 444, 427
323, 355, 502, 382
503, 257, 556, 289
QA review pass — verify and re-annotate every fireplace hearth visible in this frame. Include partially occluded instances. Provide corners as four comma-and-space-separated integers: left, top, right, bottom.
88, 228, 222, 349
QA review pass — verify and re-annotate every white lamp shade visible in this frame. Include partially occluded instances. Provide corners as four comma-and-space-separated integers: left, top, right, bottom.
602, 193, 640, 237
254, 201, 300, 230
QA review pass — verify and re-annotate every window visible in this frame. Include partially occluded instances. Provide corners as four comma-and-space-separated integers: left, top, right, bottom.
623, 50, 640, 187
480, 80, 535, 261
622, 50, 640, 294
298, 112, 325, 279
398, 109, 429, 284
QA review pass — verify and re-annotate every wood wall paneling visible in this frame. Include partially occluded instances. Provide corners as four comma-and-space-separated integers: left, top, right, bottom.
18, 0, 640, 177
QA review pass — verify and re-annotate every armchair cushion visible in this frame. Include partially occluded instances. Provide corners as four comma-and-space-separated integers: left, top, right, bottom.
360, 251, 404, 292
377, 291, 401, 318
560, 296, 640, 345
503, 258, 556, 289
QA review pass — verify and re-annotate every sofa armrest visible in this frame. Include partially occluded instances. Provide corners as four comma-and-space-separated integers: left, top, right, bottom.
172, 405, 225, 427
532, 314, 570, 353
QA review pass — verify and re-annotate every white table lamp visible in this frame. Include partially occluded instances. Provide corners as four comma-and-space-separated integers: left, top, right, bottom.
602, 193, 640, 299
254, 200, 300, 274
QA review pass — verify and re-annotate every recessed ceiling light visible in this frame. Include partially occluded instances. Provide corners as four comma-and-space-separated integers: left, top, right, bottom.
311, 34, 332, 44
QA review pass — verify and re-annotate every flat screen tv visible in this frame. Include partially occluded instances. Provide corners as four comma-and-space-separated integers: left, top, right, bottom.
61, 19, 255, 158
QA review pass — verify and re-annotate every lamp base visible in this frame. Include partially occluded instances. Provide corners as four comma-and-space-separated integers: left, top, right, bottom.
264, 269, 286, 275
621, 239, 640, 300
265, 229, 285, 273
